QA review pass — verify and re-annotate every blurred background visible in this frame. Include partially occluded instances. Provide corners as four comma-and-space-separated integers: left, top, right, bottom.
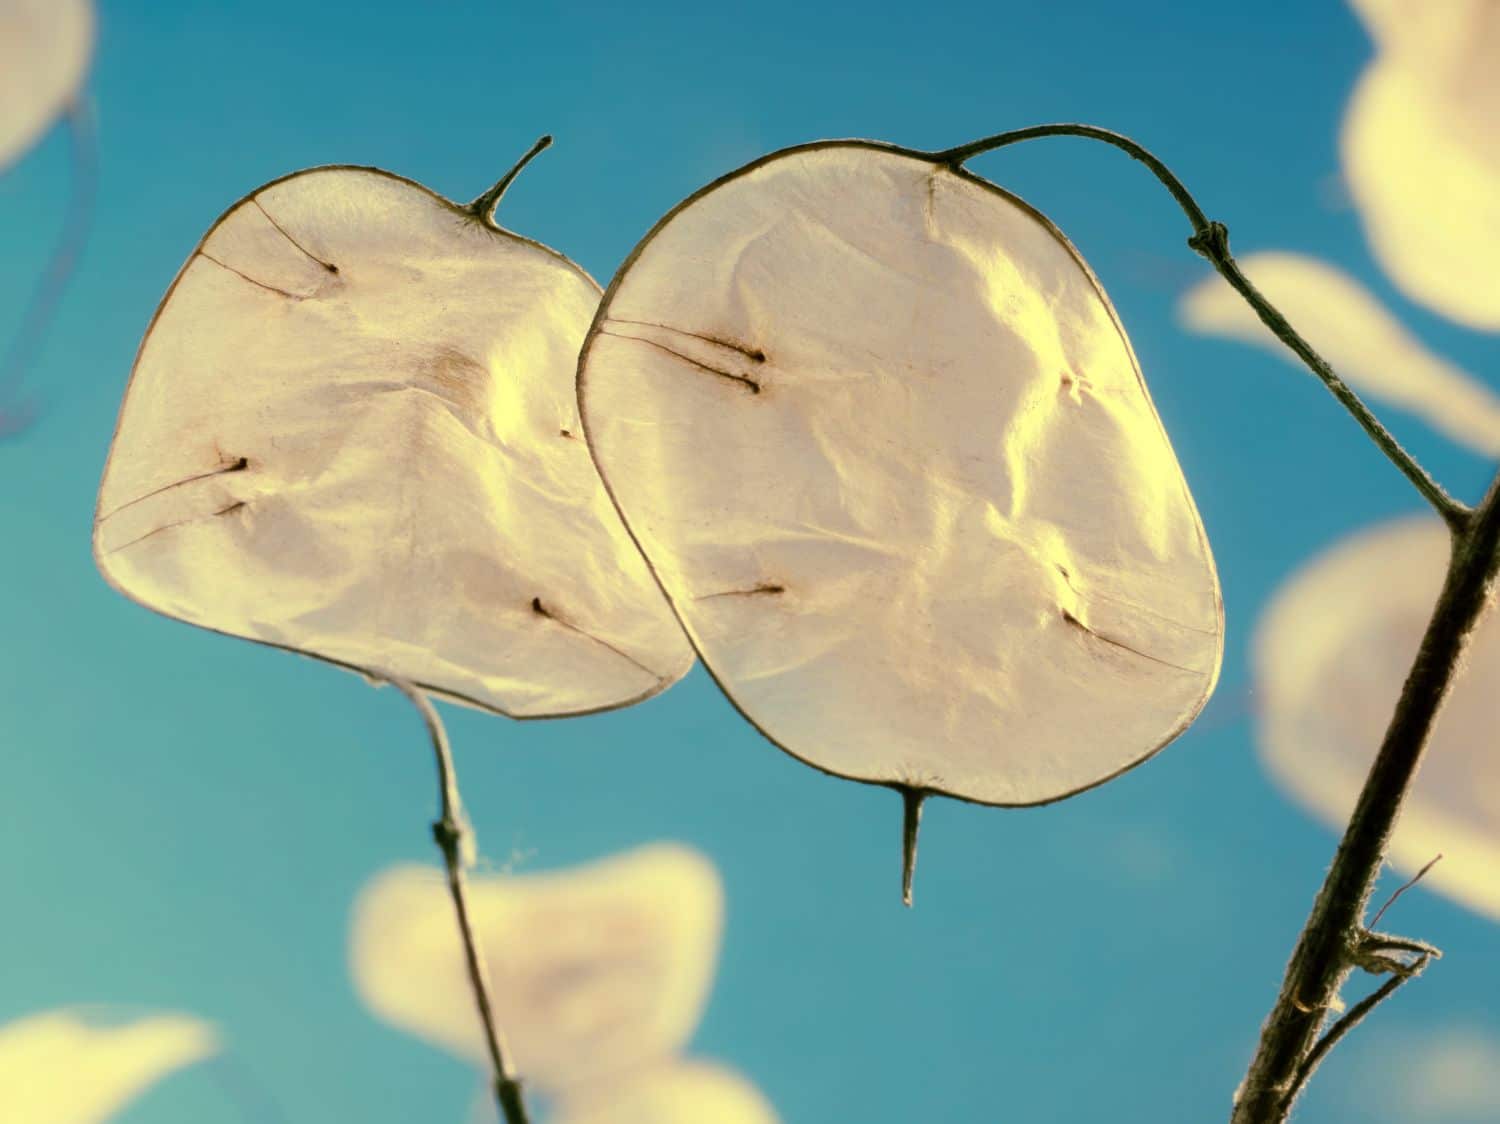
3, 0, 1498, 1121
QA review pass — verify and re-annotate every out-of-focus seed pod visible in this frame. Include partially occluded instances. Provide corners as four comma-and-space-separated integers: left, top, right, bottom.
349, 844, 724, 1093
1256, 516, 1500, 923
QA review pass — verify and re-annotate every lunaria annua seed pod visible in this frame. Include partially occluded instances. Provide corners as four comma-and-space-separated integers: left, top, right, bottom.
95, 139, 693, 718
348, 844, 724, 1094
0, 1008, 217, 1124
577, 140, 1223, 899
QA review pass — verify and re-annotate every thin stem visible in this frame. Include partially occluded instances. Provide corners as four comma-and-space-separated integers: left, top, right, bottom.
936, 124, 1466, 528
1368, 853, 1441, 930
391, 681, 531, 1124
467, 134, 553, 231
1, 99, 98, 435
1285, 949, 1434, 1107
1228, 465, 1500, 1123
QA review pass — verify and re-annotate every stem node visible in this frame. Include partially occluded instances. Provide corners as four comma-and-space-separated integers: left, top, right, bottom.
391, 680, 532, 1124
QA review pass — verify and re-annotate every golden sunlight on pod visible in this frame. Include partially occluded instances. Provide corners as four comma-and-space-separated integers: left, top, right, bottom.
0, 1008, 218, 1124
1179, 251, 1500, 455
1341, 0, 1500, 330
0, 0, 92, 170
1256, 516, 1500, 923
349, 843, 723, 1093
577, 141, 1223, 824
551, 1060, 780, 1124
93, 144, 693, 718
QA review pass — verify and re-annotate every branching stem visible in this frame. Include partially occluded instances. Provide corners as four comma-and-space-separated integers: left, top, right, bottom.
938, 123, 1500, 1120
1223, 466, 1500, 1122
391, 681, 531, 1124
936, 124, 1467, 528
1284, 943, 1436, 1107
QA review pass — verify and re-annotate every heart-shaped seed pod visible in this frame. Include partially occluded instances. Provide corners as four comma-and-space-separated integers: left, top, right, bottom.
577, 140, 1222, 897
95, 140, 693, 718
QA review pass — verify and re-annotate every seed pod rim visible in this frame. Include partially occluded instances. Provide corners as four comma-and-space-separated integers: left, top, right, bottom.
95, 161, 692, 721
576, 136, 1224, 806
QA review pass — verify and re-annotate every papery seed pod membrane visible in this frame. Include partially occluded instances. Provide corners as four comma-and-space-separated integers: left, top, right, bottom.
577, 141, 1223, 890
95, 141, 693, 718
552, 1061, 780, 1124
349, 843, 724, 1093
0, 1009, 218, 1124
0, 0, 92, 170
1257, 516, 1500, 923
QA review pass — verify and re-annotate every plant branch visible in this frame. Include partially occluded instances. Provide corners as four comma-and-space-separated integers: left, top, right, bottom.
1227, 465, 1500, 1123
1, 98, 98, 430
391, 681, 531, 1124
935, 124, 1466, 527
1285, 943, 1436, 1107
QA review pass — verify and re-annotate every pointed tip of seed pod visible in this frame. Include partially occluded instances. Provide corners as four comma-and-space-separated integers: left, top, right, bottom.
900, 788, 926, 908
469, 133, 556, 229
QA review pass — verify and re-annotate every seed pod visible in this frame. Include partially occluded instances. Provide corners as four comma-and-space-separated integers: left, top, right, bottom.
1257, 516, 1500, 922
349, 844, 723, 1093
0, 1009, 217, 1124
95, 142, 693, 717
1342, 0, 1500, 330
0, 0, 92, 170
552, 1061, 780, 1124
577, 141, 1222, 844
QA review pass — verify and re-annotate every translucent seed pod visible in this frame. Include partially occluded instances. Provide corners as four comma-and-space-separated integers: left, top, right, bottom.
552, 1061, 780, 1124
1256, 516, 1500, 922
0, 1009, 218, 1124
349, 843, 723, 1093
577, 140, 1222, 896
0, 0, 92, 170
94, 142, 693, 717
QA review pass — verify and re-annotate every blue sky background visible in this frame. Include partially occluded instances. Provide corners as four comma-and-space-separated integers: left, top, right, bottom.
3, 1, 1499, 1121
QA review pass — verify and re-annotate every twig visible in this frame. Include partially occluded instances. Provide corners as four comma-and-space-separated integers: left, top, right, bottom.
1, 98, 98, 432
935, 124, 1467, 529
1368, 854, 1442, 930
1285, 943, 1436, 1106
390, 681, 531, 1124
468, 134, 552, 231
1225, 467, 1500, 1123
